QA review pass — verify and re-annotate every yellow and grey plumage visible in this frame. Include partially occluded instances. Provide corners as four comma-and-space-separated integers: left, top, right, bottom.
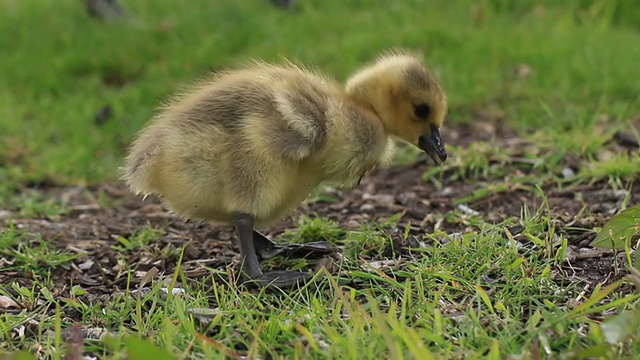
123, 50, 448, 288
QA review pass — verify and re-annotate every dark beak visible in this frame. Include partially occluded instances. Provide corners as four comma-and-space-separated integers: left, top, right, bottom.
418, 129, 447, 164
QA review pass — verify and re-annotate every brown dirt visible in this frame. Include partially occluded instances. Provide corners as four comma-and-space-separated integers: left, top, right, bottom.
1, 116, 638, 313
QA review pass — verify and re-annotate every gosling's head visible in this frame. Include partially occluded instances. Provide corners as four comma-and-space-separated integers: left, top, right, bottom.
345, 51, 448, 164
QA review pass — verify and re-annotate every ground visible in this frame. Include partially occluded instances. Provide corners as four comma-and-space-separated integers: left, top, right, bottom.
5, 119, 638, 289
2, 117, 639, 358
1, 1, 640, 359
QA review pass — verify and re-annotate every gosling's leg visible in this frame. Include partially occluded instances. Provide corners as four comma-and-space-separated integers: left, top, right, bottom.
234, 213, 311, 288
234, 213, 262, 279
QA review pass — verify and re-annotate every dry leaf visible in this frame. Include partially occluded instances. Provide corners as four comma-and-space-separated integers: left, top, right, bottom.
0, 295, 19, 309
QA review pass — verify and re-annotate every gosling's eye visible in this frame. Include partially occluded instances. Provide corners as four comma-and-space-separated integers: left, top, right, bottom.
413, 104, 431, 120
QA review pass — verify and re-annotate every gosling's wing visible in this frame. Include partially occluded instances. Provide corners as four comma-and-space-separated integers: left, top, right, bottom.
270, 78, 330, 160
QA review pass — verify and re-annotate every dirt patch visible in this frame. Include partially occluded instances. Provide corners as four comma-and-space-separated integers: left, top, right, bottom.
1, 118, 638, 312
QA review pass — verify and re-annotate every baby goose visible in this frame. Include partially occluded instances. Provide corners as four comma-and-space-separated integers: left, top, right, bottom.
123, 50, 448, 288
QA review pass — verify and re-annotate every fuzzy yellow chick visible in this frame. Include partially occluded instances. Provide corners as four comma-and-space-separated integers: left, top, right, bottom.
123, 50, 448, 288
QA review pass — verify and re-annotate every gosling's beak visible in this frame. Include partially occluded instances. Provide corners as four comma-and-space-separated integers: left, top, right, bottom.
418, 129, 447, 164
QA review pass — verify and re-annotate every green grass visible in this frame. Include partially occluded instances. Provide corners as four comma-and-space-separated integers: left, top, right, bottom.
0, 225, 80, 274
1, 215, 639, 358
1, 0, 640, 359
0, 0, 638, 184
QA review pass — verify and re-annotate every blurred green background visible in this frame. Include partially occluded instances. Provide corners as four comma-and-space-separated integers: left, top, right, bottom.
0, 0, 639, 185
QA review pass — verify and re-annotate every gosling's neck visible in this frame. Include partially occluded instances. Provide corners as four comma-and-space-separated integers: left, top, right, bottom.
344, 74, 397, 138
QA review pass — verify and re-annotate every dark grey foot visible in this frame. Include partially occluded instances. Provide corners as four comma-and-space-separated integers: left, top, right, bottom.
252, 230, 335, 259
251, 230, 278, 258
241, 270, 312, 289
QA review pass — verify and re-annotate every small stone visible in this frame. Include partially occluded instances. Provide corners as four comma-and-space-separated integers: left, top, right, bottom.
513, 63, 533, 79
375, 194, 395, 207
346, 220, 360, 230
457, 204, 480, 216
359, 204, 375, 212
78, 259, 94, 270
440, 187, 454, 196
561, 167, 575, 178
0, 210, 11, 219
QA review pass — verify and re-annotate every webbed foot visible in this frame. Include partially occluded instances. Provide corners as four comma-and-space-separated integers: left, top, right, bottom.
241, 270, 312, 289
252, 229, 335, 259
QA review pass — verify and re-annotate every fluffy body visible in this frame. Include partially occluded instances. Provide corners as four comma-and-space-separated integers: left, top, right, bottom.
124, 51, 446, 227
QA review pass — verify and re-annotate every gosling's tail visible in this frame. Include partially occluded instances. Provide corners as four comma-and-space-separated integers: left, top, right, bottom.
122, 131, 162, 197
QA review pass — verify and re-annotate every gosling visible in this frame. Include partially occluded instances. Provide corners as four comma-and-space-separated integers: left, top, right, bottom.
123, 50, 448, 288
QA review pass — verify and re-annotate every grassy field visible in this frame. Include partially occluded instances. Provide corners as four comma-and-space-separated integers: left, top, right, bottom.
1, 0, 639, 358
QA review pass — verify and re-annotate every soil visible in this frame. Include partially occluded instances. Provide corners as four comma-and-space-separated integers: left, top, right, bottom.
1, 115, 638, 322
